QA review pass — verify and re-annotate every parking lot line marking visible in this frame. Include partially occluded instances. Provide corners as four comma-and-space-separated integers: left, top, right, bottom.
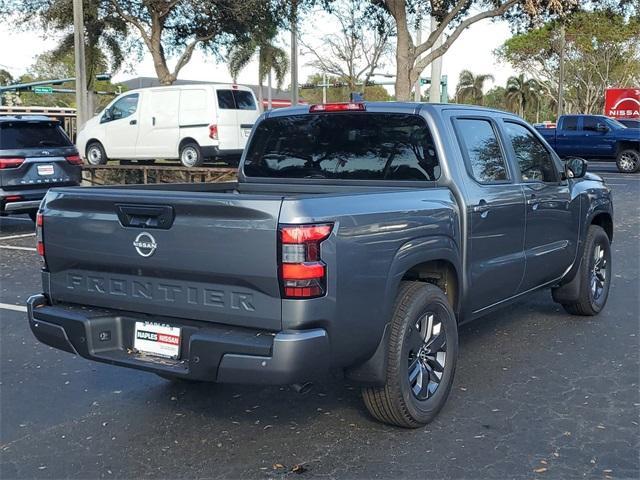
0, 245, 36, 252
0, 233, 35, 241
0, 303, 27, 313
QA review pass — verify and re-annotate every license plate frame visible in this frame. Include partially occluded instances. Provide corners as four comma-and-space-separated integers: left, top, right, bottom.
133, 321, 181, 359
37, 164, 55, 176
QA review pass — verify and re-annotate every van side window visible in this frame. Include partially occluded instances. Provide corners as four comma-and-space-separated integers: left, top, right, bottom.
217, 90, 235, 109
216, 89, 257, 110
234, 91, 256, 110
454, 118, 509, 183
504, 121, 559, 183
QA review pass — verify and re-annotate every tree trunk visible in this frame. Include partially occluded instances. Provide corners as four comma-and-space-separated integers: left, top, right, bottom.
267, 70, 273, 110
394, 25, 414, 101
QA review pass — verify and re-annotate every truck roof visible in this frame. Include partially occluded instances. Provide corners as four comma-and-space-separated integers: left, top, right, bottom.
263, 101, 520, 119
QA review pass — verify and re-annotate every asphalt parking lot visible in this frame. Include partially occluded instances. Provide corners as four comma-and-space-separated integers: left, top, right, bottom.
1, 162, 638, 479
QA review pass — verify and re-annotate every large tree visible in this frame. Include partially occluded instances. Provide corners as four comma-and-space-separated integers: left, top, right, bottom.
497, 9, 640, 115
301, 0, 394, 92
374, 0, 578, 100
107, 0, 281, 85
1, 0, 129, 91
455, 70, 494, 105
228, 37, 289, 110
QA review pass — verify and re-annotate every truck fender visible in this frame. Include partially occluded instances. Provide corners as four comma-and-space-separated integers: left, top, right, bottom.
345, 235, 461, 386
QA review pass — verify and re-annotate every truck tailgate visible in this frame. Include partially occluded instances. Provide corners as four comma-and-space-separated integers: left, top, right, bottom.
42, 188, 283, 330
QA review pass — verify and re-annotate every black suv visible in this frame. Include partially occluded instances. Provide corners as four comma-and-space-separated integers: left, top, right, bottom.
0, 116, 82, 221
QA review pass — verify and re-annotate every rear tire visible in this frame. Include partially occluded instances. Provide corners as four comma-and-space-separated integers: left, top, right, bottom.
560, 225, 611, 316
362, 282, 458, 428
616, 149, 639, 173
86, 141, 108, 165
179, 142, 204, 167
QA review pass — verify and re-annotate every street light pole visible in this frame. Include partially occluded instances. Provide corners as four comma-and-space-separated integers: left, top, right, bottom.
414, 17, 422, 102
557, 24, 565, 119
73, 0, 88, 129
290, 1, 299, 106
429, 16, 443, 103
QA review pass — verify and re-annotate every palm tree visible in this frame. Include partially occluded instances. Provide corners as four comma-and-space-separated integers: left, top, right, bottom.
228, 38, 289, 111
505, 74, 540, 118
455, 70, 495, 105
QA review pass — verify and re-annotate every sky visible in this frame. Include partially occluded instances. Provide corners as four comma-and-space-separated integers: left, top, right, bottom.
0, 8, 517, 97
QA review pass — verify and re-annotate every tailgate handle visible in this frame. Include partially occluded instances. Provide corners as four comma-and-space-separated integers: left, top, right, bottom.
116, 204, 174, 229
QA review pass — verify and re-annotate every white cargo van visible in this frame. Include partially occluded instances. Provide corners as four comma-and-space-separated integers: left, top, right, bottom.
76, 84, 260, 167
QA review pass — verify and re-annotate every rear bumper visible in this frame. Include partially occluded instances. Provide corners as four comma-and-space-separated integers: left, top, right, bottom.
201, 146, 243, 159
1, 188, 47, 215
27, 295, 329, 384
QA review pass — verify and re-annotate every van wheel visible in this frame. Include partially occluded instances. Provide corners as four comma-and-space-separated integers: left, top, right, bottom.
560, 225, 611, 316
616, 149, 639, 173
180, 142, 204, 167
362, 282, 458, 428
86, 141, 108, 165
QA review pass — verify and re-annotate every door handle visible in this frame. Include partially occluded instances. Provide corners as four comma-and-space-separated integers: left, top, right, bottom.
152, 116, 156, 126
129, 119, 137, 125
473, 200, 489, 217
116, 204, 175, 229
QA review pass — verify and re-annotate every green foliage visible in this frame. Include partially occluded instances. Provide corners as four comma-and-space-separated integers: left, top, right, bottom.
497, 9, 640, 115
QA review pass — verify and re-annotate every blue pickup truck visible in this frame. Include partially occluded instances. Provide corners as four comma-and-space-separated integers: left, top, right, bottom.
537, 114, 639, 173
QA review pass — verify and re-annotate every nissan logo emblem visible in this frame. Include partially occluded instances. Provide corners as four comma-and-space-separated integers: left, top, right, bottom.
133, 232, 157, 257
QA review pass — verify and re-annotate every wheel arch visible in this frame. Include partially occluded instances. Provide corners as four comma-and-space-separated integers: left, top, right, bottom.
178, 137, 199, 152
345, 236, 462, 386
617, 140, 640, 154
591, 212, 613, 242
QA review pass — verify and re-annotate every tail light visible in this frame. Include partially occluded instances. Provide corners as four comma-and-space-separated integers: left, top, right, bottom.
0, 157, 25, 169
36, 212, 46, 261
209, 124, 218, 140
279, 223, 333, 298
309, 103, 365, 113
65, 154, 83, 165
4, 195, 22, 203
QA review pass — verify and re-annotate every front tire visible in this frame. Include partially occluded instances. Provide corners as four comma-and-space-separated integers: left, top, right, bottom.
616, 149, 639, 173
362, 282, 458, 428
179, 142, 204, 167
86, 141, 108, 165
560, 225, 612, 316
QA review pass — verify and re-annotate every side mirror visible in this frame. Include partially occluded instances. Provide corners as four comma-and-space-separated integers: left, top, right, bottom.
596, 123, 609, 132
565, 157, 588, 179
100, 108, 112, 123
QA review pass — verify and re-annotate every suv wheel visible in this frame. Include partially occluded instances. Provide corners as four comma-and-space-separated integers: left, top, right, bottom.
560, 225, 612, 316
616, 149, 639, 173
180, 142, 204, 167
362, 282, 458, 428
86, 142, 108, 165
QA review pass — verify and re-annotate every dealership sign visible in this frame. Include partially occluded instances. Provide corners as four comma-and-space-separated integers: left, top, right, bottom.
605, 88, 640, 119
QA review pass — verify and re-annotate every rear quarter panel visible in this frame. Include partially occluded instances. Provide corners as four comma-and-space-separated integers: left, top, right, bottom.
279, 188, 460, 367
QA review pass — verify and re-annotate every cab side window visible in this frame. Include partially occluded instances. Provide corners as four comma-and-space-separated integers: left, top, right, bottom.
562, 116, 578, 131
454, 118, 509, 183
504, 121, 559, 183
103, 94, 139, 123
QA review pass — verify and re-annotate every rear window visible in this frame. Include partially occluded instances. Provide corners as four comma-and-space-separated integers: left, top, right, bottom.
243, 113, 440, 181
216, 89, 257, 110
0, 122, 72, 149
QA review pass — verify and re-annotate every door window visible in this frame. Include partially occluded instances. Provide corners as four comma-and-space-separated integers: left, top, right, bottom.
561, 116, 578, 131
583, 116, 600, 131
504, 121, 559, 183
106, 94, 139, 122
454, 118, 509, 183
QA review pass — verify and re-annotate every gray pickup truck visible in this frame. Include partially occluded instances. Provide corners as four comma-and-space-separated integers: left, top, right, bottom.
28, 102, 613, 427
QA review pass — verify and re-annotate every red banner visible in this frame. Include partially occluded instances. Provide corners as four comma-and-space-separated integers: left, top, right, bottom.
605, 88, 640, 119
